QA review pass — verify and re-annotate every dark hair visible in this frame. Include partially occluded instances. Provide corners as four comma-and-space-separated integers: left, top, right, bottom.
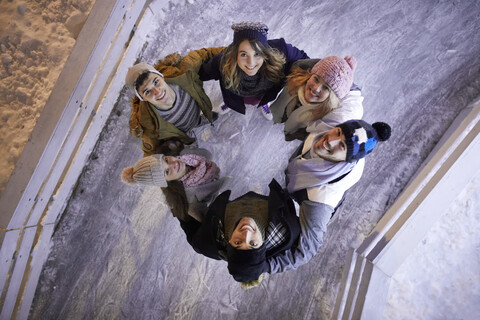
134, 71, 151, 93
161, 180, 189, 221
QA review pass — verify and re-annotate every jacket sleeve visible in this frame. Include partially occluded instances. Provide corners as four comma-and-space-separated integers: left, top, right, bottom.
269, 87, 290, 123
180, 46, 226, 74
128, 102, 160, 157
184, 177, 230, 205
199, 52, 223, 81
266, 200, 332, 274
267, 159, 365, 274
180, 147, 213, 159
291, 58, 320, 71
269, 38, 309, 67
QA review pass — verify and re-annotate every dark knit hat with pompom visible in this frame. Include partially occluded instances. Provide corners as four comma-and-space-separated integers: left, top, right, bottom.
336, 120, 391, 162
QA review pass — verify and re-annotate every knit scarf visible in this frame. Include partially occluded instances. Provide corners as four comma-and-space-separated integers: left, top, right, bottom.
178, 154, 220, 187
286, 134, 356, 193
234, 71, 276, 98
284, 86, 322, 134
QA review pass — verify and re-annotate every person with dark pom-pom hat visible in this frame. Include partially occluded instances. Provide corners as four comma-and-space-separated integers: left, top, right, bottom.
265, 119, 392, 275
286, 119, 391, 205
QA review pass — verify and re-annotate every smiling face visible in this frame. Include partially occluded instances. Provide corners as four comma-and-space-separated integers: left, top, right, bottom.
138, 72, 176, 110
313, 127, 348, 162
228, 217, 263, 250
237, 40, 265, 76
161, 156, 187, 181
304, 74, 331, 103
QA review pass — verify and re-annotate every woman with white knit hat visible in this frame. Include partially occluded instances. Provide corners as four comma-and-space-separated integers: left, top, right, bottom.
121, 149, 224, 222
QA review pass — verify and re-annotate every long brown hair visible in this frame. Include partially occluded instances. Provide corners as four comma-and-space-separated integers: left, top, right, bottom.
162, 180, 189, 221
221, 39, 286, 93
286, 66, 341, 121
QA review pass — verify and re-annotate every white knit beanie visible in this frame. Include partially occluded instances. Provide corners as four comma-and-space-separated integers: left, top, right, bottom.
125, 62, 163, 101
121, 154, 167, 187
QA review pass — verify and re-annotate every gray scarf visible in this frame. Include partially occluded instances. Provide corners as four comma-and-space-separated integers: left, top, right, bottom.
286, 134, 356, 193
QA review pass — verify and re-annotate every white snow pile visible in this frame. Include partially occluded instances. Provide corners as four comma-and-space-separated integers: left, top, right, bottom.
384, 171, 480, 319
0, 0, 94, 195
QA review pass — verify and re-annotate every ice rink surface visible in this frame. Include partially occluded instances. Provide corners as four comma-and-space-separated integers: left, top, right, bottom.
29, 0, 480, 319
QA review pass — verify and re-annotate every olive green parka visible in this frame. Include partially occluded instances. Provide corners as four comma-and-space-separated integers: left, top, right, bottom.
129, 46, 225, 156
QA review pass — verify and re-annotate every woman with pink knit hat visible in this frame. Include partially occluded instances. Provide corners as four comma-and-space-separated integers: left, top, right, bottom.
121, 149, 225, 222
270, 56, 364, 140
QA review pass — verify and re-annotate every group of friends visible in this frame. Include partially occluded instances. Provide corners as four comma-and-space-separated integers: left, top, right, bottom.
120, 22, 391, 289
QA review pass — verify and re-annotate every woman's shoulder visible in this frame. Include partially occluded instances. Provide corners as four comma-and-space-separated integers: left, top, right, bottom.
199, 51, 223, 81
267, 38, 309, 60
292, 59, 321, 71
180, 147, 212, 159
267, 38, 289, 53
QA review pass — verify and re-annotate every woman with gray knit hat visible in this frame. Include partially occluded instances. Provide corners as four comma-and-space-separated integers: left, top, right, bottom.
269, 56, 364, 140
121, 149, 224, 222
200, 21, 309, 119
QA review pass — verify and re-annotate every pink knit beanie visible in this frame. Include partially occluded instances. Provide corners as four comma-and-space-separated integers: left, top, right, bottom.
311, 56, 357, 99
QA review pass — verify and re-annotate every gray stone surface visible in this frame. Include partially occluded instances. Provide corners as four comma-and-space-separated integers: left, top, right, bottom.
29, 0, 480, 319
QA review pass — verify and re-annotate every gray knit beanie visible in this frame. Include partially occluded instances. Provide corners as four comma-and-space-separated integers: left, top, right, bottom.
121, 154, 167, 187
125, 62, 163, 101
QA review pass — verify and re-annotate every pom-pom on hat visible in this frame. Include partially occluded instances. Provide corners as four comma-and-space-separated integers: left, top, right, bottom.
125, 62, 164, 101
226, 243, 268, 282
232, 22, 269, 47
121, 154, 167, 187
311, 56, 357, 99
336, 120, 391, 162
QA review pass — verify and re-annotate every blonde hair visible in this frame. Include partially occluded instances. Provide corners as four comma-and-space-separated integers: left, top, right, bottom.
286, 66, 341, 122
241, 273, 264, 290
221, 39, 286, 93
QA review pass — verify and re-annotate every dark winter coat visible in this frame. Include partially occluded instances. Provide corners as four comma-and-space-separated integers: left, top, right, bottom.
199, 38, 309, 114
129, 47, 225, 156
179, 179, 301, 265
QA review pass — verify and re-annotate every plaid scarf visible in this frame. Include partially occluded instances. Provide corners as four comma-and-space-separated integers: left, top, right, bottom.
264, 221, 287, 250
